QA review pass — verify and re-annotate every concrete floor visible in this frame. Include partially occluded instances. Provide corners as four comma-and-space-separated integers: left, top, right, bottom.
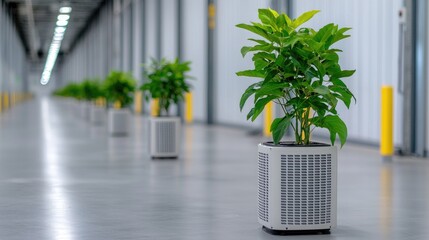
1, 98, 429, 240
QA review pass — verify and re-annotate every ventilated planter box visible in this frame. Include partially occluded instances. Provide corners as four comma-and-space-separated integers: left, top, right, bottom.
80, 101, 90, 120
108, 109, 130, 136
258, 142, 337, 234
90, 105, 105, 125
149, 117, 180, 158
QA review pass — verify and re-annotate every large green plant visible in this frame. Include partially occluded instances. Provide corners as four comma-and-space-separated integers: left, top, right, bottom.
237, 9, 355, 146
103, 71, 136, 108
141, 58, 192, 116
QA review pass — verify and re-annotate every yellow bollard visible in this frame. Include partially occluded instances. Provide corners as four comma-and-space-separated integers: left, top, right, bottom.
263, 101, 274, 137
151, 98, 159, 117
3, 92, 9, 110
380, 86, 394, 158
134, 91, 143, 114
185, 92, 193, 123
208, 3, 216, 30
0, 93, 2, 113
113, 100, 121, 110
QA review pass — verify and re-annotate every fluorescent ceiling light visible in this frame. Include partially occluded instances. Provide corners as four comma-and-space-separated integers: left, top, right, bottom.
57, 14, 70, 21
59, 7, 72, 14
55, 27, 66, 33
41, 10, 71, 85
56, 20, 68, 27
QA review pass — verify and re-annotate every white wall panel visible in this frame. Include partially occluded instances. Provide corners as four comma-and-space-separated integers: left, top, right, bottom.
294, 0, 402, 145
161, 0, 178, 59
132, 0, 143, 83
427, 1, 429, 153
215, 0, 270, 127
0, 2, 27, 94
145, 0, 157, 62
183, 0, 207, 122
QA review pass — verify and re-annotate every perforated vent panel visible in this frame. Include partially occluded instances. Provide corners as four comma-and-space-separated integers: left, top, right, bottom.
281, 154, 332, 226
258, 152, 269, 222
155, 121, 176, 153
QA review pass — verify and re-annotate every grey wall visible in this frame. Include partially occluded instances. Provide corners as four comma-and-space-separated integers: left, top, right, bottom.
55, 0, 413, 145
294, 0, 403, 145
0, 2, 27, 95
59, 0, 115, 85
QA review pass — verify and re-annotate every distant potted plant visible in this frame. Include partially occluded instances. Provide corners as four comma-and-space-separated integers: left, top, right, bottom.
53, 82, 82, 111
83, 79, 106, 125
141, 58, 192, 158
80, 79, 98, 121
237, 9, 355, 234
103, 71, 136, 136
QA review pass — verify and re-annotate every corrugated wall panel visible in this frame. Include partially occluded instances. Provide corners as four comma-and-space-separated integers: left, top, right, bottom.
145, 0, 157, 62
0, 2, 27, 94
215, 0, 270, 127
161, 0, 178, 59
183, 0, 207, 122
294, 0, 402, 145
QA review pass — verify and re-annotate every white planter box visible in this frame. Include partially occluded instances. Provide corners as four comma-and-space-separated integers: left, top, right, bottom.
257, 142, 337, 233
80, 101, 90, 120
90, 106, 105, 125
108, 109, 130, 136
149, 117, 180, 158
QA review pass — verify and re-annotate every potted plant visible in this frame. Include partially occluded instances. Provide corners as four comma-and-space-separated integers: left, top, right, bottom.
237, 9, 355, 234
141, 58, 192, 158
103, 71, 136, 136
80, 80, 97, 121
83, 79, 106, 125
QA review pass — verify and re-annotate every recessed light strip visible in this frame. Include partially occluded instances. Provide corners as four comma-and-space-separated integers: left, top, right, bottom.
40, 7, 72, 85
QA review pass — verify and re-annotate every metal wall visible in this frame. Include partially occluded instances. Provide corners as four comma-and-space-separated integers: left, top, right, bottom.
215, 0, 270, 127
294, 0, 403, 145
182, 0, 207, 122
56, 0, 413, 146
0, 2, 27, 94
59, 0, 115, 85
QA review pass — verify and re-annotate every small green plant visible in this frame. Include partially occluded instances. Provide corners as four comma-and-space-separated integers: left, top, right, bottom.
53, 83, 82, 99
103, 71, 136, 108
80, 79, 104, 101
236, 9, 355, 146
141, 58, 192, 116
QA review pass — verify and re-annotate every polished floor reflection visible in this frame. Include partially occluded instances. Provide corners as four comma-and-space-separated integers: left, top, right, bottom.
0, 98, 429, 240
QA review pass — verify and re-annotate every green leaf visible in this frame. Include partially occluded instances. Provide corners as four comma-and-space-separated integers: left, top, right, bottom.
258, 8, 279, 28
252, 96, 278, 121
240, 46, 253, 57
241, 44, 275, 57
313, 85, 330, 95
236, 69, 265, 78
271, 116, 291, 144
292, 10, 320, 28
236, 23, 274, 42
239, 82, 261, 111
246, 108, 255, 120
252, 52, 276, 62
333, 69, 356, 78
248, 38, 268, 45
254, 82, 289, 101
314, 23, 335, 42
313, 115, 348, 146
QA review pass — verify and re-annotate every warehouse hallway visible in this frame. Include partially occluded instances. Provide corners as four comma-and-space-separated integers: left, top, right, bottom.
0, 97, 427, 239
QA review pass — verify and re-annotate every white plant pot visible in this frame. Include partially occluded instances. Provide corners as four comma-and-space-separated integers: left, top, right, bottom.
90, 105, 105, 125
80, 101, 90, 120
257, 142, 337, 233
108, 109, 130, 136
149, 117, 180, 158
